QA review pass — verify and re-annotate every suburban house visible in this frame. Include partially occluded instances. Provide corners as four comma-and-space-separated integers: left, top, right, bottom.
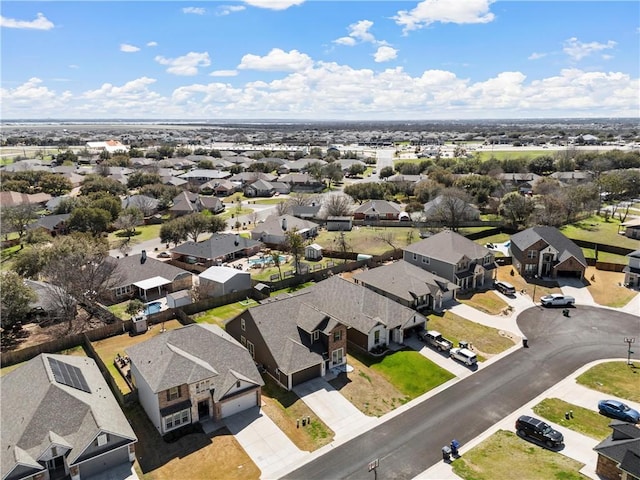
199, 266, 252, 297
171, 233, 263, 269
25, 279, 77, 323
623, 250, 640, 288
250, 214, 319, 246
0, 191, 52, 208
403, 230, 497, 291
353, 200, 402, 221
278, 173, 324, 192
86, 140, 129, 154
1, 354, 137, 480
549, 171, 594, 185
121, 195, 160, 216
291, 204, 322, 220
509, 226, 587, 280
593, 421, 640, 480
169, 191, 224, 217
110, 251, 193, 301
496, 173, 542, 195
423, 195, 480, 221
126, 324, 263, 436
229, 172, 277, 186
26, 213, 71, 237
226, 276, 425, 390
177, 169, 230, 187
352, 260, 458, 311
244, 179, 275, 197
199, 179, 237, 196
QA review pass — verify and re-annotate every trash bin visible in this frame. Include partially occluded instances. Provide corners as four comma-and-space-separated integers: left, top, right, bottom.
450, 439, 460, 457
563, 309, 570, 317
522, 337, 528, 348
458, 341, 469, 350
442, 445, 451, 461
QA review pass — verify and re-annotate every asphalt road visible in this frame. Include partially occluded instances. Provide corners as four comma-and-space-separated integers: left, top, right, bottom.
283, 305, 639, 480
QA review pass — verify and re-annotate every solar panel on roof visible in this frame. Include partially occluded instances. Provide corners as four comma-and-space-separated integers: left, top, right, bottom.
48, 357, 91, 393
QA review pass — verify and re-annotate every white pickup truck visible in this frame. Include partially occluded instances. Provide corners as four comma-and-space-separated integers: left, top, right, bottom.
419, 330, 453, 352
540, 294, 575, 306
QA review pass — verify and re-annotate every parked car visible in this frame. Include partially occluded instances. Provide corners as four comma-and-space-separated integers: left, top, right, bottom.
495, 281, 516, 296
157, 251, 171, 258
515, 415, 564, 448
540, 294, 575, 307
420, 330, 453, 352
449, 347, 477, 366
598, 399, 640, 423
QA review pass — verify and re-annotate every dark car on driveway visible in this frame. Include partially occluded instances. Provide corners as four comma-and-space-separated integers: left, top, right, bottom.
598, 399, 640, 423
515, 415, 564, 448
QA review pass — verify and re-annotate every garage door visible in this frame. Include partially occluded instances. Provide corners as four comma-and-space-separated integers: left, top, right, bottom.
220, 390, 258, 418
79, 446, 129, 479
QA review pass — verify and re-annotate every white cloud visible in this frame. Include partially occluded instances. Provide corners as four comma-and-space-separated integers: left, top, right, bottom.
528, 52, 547, 60
238, 48, 313, 72
0, 12, 54, 30
68, 64, 79, 69
1, 78, 71, 115
563, 37, 616, 61
182, 7, 206, 15
394, 0, 495, 33
155, 52, 211, 76
374, 46, 398, 63
147, 41, 158, 47
217, 5, 246, 15
243, 0, 305, 10
210, 70, 238, 77
120, 43, 140, 53
334, 37, 357, 47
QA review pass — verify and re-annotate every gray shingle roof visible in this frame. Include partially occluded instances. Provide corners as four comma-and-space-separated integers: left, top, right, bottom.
510, 226, 587, 267
171, 233, 262, 260
1, 354, 136, 478
404, 230, 492, 265
26, 213, 70, 232
252, 214, 318, 238
353, 200, 402, 215
594, 421, 640, 477
125, 324, 263, 402
113, 253, 192, 288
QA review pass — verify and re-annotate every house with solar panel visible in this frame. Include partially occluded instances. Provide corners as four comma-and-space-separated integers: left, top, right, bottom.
1, 353, 137, 480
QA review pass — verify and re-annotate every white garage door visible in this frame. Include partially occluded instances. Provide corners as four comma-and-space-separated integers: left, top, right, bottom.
220, 391, 258, 418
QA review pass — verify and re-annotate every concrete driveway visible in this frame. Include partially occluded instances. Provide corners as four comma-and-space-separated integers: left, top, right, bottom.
293, 377, 375, 441
222, 407, 307, 479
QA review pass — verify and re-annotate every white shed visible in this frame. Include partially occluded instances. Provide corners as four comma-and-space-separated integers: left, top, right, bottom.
166, 289, 192, 309
199, 266, 251, 297
305, 243, 323, 260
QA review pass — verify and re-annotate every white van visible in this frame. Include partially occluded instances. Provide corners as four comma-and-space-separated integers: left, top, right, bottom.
450, 347, 477, 366
495, 281, 516, 296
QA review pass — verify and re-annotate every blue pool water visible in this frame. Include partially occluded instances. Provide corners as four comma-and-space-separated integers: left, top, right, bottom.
248, 255, 286, 266
144, 301, 162, 315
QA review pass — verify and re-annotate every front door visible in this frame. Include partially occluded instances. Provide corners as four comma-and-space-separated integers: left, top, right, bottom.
47, 456, 66, 480
198, 400, 209, 420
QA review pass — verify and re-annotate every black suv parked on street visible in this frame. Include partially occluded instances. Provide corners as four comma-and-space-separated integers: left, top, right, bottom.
515, 415, 564, 448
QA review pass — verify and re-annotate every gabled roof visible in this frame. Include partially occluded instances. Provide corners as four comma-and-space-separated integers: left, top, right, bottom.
252, 214, 318, 238
112, 253, 192, 288
1, 354, 136, 478
247, 179, 275, 191
172, 233, 262, 260
200, 265, 249, 283
353, 260, 458, 303
24, 279, 74, 312
126, 324, 263, 401
423, 195, 479, 219
26, 213, 70, 232
404, 230, 492, 264
178, 169, 230, 180
510, 226, 587, 267
353, 200, 402, 215
594, 421, 640, 478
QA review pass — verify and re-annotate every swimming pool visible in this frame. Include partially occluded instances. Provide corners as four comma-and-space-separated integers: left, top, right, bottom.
144, 301, 162, 315
248, 255, 286, 266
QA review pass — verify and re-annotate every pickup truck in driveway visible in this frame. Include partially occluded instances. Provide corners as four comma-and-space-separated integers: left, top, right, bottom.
540, 294, 575, 307
419, 330, 453, 352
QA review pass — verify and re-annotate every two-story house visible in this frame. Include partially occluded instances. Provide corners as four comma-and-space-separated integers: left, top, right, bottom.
126, 324, 263, 436
509, 226, 587, 280
403, 230, 497, 291
623, 250, 640, 288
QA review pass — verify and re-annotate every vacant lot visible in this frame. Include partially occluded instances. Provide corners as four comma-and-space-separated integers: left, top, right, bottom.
452, 430, 588, 480
576, 361, 640, 402
126, 403, 259, 480
584, 267, 636, 308
330, 351, 454, 416
560, 215, 638, 250
315, 226, 417, 256
533, 398, 612, 440
427, 311, 517, 361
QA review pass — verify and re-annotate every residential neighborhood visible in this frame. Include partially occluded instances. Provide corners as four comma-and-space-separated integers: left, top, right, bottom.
1, 122, 639, 480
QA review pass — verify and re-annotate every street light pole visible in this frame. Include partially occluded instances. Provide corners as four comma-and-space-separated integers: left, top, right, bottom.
624, 337, 636, 366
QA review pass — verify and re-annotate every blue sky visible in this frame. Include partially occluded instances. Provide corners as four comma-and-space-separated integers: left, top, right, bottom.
1, 1, 638, 120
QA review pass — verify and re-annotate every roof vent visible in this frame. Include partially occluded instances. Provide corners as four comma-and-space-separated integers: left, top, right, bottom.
141, 250, 147, 264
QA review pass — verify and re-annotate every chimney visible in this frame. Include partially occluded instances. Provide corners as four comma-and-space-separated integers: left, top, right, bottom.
141, 250, 147, 264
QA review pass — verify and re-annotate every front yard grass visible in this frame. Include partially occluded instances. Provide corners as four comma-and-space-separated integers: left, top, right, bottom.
330, 352, 453, 416
533, 398, 613, 440
451, 430, 588, 480
576, 361, 640, 402
427, 311, 517, 361
456, 290, 508, 315
91, 320, 183, 394
260, 376, 334, 451
584, 267, 637, 308
125, 403, 259, 480
494, 266, 560, 303
108, 224, 162, 248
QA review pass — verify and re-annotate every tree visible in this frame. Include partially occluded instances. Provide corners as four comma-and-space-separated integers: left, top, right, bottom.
89, 194, 122, 221
271, 251, 283, 280
81, 175, 127, 196
424, 188, 475, 231
160, 221, 186, 247
126, 299, 144, 317
334, 231, 351, 258
379, 166, 394, 179
39, 174, 73, 195
348, 163, 365, 177
527, 156, 555, 175
127, 172, 161, 189
0, 271, 37, 329
499, 192, 534, 228
113, 207, 144, 238
322, 162, 344, 187
306, 162, 324, 182
1, 204, 38, 245
284, 229, 304, 275
68, 207, 111, 235
414, 179, 442, 203
276, 201, 290, 216
322, 193, 353, 218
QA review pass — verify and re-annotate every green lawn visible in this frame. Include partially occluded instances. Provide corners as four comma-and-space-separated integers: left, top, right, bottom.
107, 301, 131, 320
560, 215, 638, 250
452, 430, 588, 480
1, 244, 21, 271
580, 248, 628, 264
457, 290, 508, 315
533, 398, 613, 440
370, 350, 454, 398
194, 300, 258, 327
576, 361, 640, 402
474, 150, 551, 161
315, 226, 418, 255
250, 198, 287, 205
108, 224, 162, 247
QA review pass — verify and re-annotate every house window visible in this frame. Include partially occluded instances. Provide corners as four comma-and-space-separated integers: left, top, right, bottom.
484, 255, 492, 264
96, 434, 108, 447
241, 318, 246, 331
236, 381, 241, 388
332, 348, 344, 365
422, 256, 430, 264
196, 381, 209, 394
247, 341, 255, 359
525, 264, 537, 274
413, 253, 418, 261
168, 386, 180, 401
333, 330, 342, 342
240, 335, 246, 346
51, 446, 57, 457
527, 250, 537, 259
312, 330, 319, 342
374, 330, 380, 345
164, 409, 191, 432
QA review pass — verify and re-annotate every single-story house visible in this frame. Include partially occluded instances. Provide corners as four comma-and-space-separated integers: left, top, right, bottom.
121, 195, 160, 216
352, 260, 458, 311
623, 250, 640, 288
25, 279, 77, 323
509, 226, 587, 280
291, 204, 322, 220
199, 266, 251, 297
171, 233, 263, 268
250, 214, 319, 246
178, 169, 231, 186
353, 200, 402, 221
244, 179, 275, 197
593, 421, 640, 480
278, 173, 324, 192
26, 213, 71, 236
110, 251, 193, 301
1, 354, 137, 480
169, 191, 225, 216
126, 324, 263, 435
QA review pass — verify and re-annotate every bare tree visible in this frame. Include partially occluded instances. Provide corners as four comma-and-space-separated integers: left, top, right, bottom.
333, 231, 351, 260
322, 193, 353, 218
276, 201, 290, 216
135, 196, 159, 217
250, 210, 259, 226
424, 188, 476, 232
375, 231, 398, 251
1, 204, 38, 245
